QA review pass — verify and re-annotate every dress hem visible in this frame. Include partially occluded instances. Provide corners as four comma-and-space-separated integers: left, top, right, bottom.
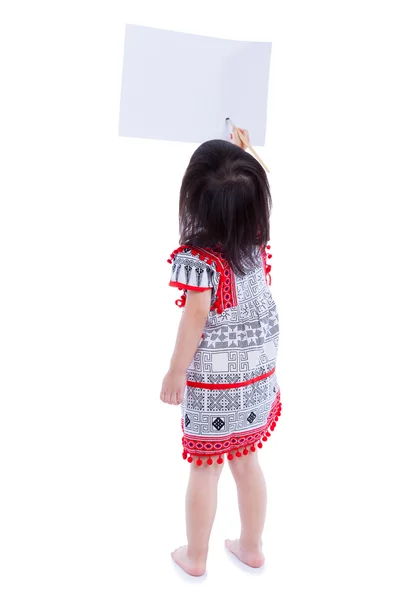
181, 390, 282, 466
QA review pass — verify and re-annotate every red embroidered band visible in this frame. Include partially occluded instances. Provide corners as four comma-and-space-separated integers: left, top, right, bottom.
186, 367, 276, 390
169, 281, 212, 293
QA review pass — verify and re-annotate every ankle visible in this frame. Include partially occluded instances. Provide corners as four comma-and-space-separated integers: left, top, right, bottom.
239, 537, 263, 553
187, 546, 208, 564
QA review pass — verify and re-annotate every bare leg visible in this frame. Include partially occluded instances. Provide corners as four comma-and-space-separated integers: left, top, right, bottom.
225, 450, 266, 568
172, 459, 223, 576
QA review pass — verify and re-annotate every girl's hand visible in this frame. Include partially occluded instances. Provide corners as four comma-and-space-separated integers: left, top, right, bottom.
160, 369, 186, 405
230, 126, 250, 150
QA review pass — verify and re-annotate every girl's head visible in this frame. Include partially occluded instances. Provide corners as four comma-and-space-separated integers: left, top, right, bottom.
179, 139, 272, 275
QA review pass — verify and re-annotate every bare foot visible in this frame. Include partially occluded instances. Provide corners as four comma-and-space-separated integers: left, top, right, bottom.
171, 545, 206, 577
225, 539, 265, 568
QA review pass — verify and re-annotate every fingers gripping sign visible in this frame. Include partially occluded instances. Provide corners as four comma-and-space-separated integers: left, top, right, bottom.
230, 126, 250, 150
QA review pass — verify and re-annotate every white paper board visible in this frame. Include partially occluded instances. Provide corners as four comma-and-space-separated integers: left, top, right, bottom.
119, 25, 272, 146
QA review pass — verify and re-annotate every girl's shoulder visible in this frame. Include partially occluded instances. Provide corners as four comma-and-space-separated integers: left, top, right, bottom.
166, 243, 273, 312
167, 244, 225, 265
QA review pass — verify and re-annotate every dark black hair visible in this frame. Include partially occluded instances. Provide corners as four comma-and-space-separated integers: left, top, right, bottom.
179, 139, 272, 275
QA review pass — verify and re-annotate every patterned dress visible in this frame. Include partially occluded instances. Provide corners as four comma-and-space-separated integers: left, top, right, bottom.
168, 244, 281, 466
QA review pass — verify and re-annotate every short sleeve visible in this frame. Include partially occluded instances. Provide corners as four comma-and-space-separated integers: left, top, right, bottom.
168, 246, 218, 308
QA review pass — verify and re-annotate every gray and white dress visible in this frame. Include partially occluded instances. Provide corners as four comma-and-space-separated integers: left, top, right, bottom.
168, 243, 281, 466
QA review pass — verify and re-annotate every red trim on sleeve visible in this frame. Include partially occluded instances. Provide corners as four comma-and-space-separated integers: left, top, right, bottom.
169, 281, 212, 292
168, 244, 238, 314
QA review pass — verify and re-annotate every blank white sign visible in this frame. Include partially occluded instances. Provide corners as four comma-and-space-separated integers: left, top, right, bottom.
119, 25, 272, 146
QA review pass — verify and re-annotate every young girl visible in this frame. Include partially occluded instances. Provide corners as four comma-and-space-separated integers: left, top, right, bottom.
160, 127, 281, 577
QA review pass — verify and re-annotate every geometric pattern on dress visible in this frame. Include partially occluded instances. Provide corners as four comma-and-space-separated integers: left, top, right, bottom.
186, 388, 206, 411
170, 252, 219, 307
199, 316, 278, 349
181, 390, 282, 459
169, 245, 237, 314
183, 375, 278, 437
186, 362, 277, 386
186, 348, 274, 386
247, 411, 256, 423
207, 390, 241, 412
212, 417, 225, 431
169, 244, 281, 461
243, 379, 265, 408
183, 410, 237, 435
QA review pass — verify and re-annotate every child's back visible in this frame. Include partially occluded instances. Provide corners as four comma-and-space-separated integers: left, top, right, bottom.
169, 243, 280, 464
161, 129, 281, 576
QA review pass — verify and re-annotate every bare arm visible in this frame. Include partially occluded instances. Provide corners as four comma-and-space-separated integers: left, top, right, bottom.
160, 288, 212, 405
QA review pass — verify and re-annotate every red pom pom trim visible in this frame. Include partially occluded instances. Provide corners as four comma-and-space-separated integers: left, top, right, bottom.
181, 396, 282, 465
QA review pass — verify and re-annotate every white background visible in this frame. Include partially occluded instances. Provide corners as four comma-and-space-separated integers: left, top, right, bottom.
1, 1, 399, 599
